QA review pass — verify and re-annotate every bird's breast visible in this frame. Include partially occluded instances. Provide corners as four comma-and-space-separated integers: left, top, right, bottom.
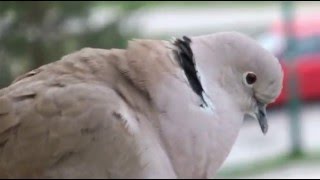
157, 104, 242, 178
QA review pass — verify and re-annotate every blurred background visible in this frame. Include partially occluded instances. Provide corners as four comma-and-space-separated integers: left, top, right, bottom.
1, 1, 320, 178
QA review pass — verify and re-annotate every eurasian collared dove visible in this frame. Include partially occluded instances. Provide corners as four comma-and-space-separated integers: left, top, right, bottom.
0, 32, 283, 178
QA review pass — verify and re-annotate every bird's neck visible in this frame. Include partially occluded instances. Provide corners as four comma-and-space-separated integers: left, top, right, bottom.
118, 39, 244, 177
151, 80, 244, 178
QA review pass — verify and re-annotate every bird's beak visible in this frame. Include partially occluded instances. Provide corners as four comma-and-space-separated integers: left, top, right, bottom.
255, 102, 268, 135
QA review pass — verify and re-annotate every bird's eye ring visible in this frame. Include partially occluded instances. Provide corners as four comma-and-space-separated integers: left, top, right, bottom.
243, 72, 257, 86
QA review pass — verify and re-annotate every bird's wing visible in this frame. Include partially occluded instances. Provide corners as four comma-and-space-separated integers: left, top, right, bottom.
0, 47, 175, 178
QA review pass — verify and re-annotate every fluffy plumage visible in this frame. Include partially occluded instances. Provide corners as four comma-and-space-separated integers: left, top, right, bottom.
0, 32, 283, 178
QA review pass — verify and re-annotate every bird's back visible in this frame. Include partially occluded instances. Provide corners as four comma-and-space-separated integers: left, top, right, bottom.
0, 41, 177, 178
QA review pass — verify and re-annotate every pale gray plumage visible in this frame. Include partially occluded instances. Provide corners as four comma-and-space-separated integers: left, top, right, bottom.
0, 32, 283, 178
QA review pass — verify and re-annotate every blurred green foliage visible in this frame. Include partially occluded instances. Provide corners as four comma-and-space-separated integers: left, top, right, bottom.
0, 1, 143, 88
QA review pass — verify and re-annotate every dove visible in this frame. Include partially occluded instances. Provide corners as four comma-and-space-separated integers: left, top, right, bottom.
0, 32, 283, 178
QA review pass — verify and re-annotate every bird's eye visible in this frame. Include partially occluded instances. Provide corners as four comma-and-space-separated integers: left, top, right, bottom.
243, 72, 257, 86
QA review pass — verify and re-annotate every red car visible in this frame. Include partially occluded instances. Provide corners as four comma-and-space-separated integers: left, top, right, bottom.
258, 15, 320, 107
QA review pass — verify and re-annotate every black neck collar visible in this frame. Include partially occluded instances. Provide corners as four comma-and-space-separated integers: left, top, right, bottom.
172, 36, 208, 107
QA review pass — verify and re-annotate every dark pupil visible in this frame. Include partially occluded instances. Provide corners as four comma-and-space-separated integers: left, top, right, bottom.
246, 73, 257, 84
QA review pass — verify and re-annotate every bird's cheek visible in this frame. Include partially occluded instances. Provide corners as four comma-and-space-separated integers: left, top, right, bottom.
242, 96, 256, 113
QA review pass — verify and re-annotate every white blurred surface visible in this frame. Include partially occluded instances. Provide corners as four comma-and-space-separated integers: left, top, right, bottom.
245, 163, 320, 179
219, 102, 320, 178
124, 2, 320, 38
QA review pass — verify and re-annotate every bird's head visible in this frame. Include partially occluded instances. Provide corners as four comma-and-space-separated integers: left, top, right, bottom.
187, 32, 283, 134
